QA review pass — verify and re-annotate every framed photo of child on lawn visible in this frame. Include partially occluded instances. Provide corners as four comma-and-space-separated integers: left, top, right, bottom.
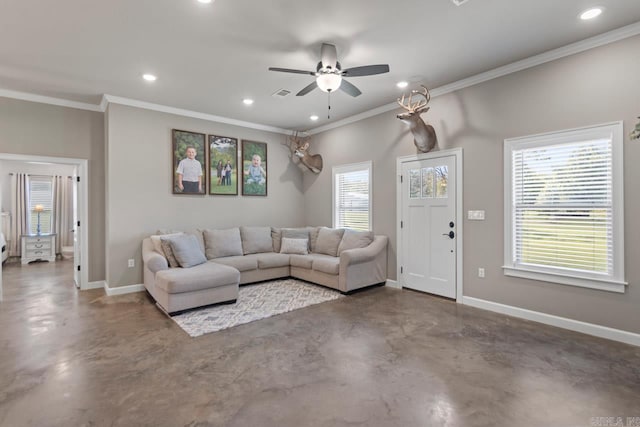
172, 129, 206, 195
209, 135, 238, 196
241, 140, 267, 196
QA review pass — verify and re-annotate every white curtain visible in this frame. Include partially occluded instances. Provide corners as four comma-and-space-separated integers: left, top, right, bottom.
52, 175, 73, 253
9, 173, 28, 257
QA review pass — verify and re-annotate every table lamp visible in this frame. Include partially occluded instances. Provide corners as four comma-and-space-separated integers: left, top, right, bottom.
34, 204, 44, 235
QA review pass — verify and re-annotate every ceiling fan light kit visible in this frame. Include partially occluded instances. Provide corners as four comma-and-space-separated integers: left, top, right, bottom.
316, 73, 342, 92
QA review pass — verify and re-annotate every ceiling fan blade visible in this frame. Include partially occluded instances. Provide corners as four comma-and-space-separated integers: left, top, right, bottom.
296, 81, 318, 96
339, 79, 362, 97
320, 43, 338, 69
269, 67, 316, 76
342, 64, 390, 77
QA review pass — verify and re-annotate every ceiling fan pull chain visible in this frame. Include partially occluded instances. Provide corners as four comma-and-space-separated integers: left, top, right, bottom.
327, 91, 331, 119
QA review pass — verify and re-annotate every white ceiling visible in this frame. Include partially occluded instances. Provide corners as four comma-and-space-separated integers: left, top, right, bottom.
1, 0, 639, 130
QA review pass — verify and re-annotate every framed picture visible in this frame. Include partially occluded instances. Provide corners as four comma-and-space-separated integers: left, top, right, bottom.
241, 140, 267, 196
172, 129, 206, 195
209, 135, 238, 195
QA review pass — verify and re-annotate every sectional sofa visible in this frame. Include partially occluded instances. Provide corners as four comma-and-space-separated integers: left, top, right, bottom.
142, 226, 388, 314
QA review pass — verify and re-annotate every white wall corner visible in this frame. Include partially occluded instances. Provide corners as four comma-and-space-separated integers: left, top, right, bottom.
385, 279, 401, 289
462, 296, 640, 347
104, 282, 145, 296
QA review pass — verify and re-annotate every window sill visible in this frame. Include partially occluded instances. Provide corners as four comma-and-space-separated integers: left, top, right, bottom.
502, 266, 627, 293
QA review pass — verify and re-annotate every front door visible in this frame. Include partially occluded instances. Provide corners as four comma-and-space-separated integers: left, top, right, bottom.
72, 173, 80, 288
401, 154, 457, 298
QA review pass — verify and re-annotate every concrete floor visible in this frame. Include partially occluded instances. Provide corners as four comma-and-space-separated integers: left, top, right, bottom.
1, 260, 639, 427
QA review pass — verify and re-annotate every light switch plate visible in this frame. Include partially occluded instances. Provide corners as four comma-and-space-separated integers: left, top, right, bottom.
468, 210, 485, 220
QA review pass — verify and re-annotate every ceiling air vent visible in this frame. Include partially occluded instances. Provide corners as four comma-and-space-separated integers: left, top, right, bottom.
451, 0, 470, 5
272, 89, 291, 98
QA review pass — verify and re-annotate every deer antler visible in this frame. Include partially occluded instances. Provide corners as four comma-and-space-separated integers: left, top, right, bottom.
397, 85, 431, 112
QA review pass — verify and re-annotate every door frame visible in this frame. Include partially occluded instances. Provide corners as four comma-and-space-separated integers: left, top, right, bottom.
396, 148, 464, 302
0, 152, 89, 290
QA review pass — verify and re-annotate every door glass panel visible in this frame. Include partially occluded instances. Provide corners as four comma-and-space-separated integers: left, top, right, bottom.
421, 168, 434, 198
409, 169, 420, 199
436, 166, 448, 198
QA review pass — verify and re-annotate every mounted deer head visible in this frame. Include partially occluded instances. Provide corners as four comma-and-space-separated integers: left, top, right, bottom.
287, 132, 323, 174
396, 85, 438, 153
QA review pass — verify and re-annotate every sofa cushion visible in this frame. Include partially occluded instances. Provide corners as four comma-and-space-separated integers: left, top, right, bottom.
308, 226, 321, 252
150, 232, 183, 255
155, 262, 239, 294
160, 239, 180, 268
240, 226, 274, 255
203, 228, 243, 259
167, 234, 207, 268
312, 255, 340, 275
289, 254, 313, 269
257, 253, 291, 269
280, 238, 309, 255
271, 227, 283, 253
211, 255, 259, 272
337, 229, 375, 255
314, 227, 345, 257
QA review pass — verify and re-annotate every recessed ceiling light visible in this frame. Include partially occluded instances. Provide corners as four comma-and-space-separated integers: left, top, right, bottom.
243, 98, 254, 105
197, 0, 213, 3
580, 7, 602, 20
310, 115, 319, 121
142, 74, 157, 82
396, 81, 409, 88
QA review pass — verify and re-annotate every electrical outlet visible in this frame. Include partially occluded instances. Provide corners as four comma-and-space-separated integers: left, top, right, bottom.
478, 267, 485, 278
128, 259, 135, 268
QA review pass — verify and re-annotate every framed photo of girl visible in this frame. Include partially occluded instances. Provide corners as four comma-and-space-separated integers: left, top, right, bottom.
209, 135, 238, 195
241, 140, 267, 196
172, 129, 207, 195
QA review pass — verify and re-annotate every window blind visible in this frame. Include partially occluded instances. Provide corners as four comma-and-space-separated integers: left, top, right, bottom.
512, 138, 612, 275
29, 178, 53, 234
335, 167, 370, 231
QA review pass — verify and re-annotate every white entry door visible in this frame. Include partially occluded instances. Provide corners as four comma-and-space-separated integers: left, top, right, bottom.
72, 174, 80, 288
400, 154, 457, 298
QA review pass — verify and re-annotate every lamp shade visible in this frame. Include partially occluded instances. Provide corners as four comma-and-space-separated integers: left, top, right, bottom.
34, 204, 44, 212
316, 73, 342, 92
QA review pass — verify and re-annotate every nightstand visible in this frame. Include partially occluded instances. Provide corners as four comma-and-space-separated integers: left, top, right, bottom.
21, 234, 57, 265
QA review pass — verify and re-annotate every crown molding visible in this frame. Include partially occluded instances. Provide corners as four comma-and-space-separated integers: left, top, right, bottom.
0, 88, 102, 112
101, 94, 292, 135
309, 21, 640, 135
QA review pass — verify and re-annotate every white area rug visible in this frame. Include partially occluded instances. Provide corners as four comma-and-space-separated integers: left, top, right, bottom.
171, 279, 344, 337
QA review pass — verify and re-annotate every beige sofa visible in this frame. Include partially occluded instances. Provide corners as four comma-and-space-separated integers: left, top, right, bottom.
142, 226, 388, 314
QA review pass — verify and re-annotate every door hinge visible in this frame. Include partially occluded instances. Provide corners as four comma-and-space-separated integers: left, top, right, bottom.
400, 221, 403, 228
400, 175, 403, 183
77, 176, 80, 182
77, 221, 80, 227
401, 266, 403, 274
77, 265, 81, 271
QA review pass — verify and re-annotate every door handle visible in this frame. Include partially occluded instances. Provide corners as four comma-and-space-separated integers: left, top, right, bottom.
442, 231, 455, 239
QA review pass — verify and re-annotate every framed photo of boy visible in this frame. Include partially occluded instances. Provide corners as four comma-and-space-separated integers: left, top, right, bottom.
172, 129, 206, 195
209, 135, 238, 195
241, 140, 267, 196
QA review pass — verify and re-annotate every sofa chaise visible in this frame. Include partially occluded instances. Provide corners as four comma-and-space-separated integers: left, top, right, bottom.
142, 226, 388, 314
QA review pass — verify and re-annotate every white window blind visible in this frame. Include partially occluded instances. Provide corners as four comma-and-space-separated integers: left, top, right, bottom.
504, 122, 625, 293
333, 161, 372, 231
29, 177, 53, 234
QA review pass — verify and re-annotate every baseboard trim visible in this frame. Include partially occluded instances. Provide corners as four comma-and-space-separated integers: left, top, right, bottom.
385, 279, 401, 289
85, 280, 105, 290
462, 296, 640, 347
104, 282, 145, 296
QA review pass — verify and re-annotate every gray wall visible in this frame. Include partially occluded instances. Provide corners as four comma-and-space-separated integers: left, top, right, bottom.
105, 104, 305, 287
0, 98, 105, 282
304, 35, 640, 334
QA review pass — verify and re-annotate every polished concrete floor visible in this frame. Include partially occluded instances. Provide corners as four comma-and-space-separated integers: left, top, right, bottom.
1, 260, 639, 427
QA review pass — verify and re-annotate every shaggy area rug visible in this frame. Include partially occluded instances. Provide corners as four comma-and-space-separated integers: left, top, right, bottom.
171, 278, 344, 337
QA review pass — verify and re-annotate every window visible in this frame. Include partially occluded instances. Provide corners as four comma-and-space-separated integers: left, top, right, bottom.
504, 122, 626, 293
29, 177, 53, 234
333, 161, 372, 231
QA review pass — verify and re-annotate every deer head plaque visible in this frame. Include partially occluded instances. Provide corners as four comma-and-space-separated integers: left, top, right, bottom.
396, 85, 438, 153
287, 132, 323, 174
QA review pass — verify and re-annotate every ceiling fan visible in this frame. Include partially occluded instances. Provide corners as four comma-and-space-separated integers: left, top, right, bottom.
268, 43, 390, 97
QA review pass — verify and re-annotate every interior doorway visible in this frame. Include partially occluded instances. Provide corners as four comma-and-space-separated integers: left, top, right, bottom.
396, 148, 463, 301
0, 153, 88, 299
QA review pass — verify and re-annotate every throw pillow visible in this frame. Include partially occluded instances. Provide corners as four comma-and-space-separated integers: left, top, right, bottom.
337, 229, 374, 255
240, 226, 274, 254
203, 227, 243, 259
150, 232, 183, 255
280, 238, 309, 255
271, 227, 283, 253
314, 227, 345, 257
166, 234, 207, 268
160, 238, 180, 268
307, 226, 321, 252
